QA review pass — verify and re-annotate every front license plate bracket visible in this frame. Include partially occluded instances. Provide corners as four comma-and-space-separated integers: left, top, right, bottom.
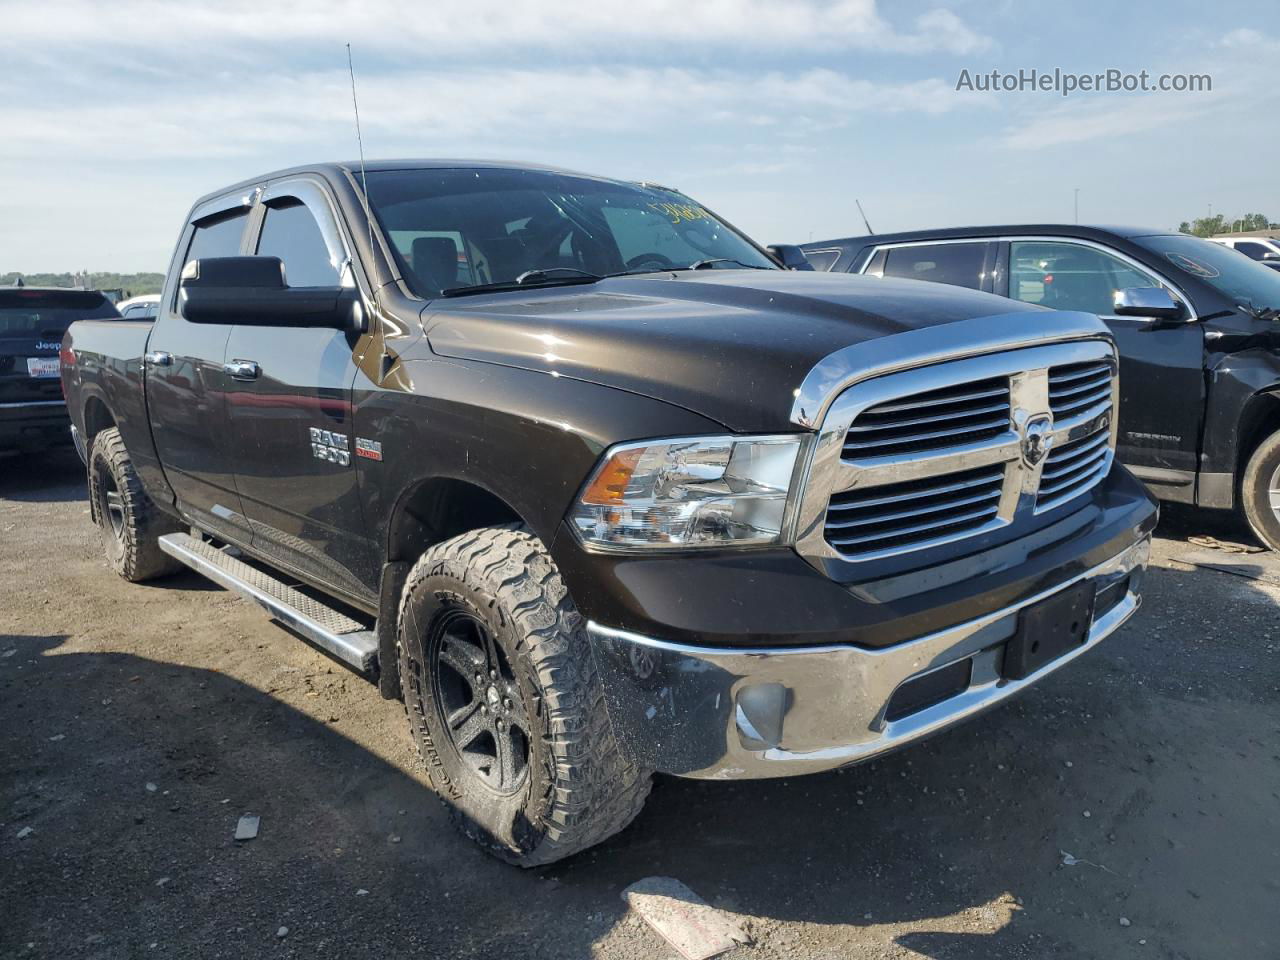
1003, 581, 1096, 681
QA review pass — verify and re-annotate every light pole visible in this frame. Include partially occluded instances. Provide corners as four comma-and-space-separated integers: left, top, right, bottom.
1074, 188, 1079, 224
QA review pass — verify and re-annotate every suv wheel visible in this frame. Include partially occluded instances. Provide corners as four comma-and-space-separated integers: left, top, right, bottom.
1241, 428, 1280, 551
88, 427, 183, 582
398, 525, 651, 866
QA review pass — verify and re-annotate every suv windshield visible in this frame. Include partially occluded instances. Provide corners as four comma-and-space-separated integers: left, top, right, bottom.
1135, 234, 1280, 313
364, 168, 778, 298
0, 290, 120, 340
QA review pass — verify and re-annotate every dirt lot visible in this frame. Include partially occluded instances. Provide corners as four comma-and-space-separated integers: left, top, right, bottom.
2, 449, 1277, 959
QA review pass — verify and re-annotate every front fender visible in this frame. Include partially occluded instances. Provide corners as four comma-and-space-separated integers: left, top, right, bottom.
1201, 347, 1280, 504
352, 355, 730, 562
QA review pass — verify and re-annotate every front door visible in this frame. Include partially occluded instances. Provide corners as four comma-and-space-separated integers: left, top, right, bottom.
222, 180, 377, 603
145, 201, 253, 542
1003, 239, 1205, 485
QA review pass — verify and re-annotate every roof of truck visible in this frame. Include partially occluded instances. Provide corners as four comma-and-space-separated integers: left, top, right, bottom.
193, 159, 627, 208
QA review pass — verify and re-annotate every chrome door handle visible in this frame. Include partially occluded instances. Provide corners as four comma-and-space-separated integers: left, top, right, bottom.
143, 351, 172, 367
223, 359, 260, 381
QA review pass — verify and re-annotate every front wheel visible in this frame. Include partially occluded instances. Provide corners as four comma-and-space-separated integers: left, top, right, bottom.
398, 525, 651, 866
1241, 428, 1280, 551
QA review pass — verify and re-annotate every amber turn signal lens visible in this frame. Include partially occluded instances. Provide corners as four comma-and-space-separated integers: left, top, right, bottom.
580, 448, 643, 505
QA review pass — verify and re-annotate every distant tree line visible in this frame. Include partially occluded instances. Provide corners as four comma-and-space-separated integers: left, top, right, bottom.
1178, 212, 1279, 238
1, 271, 166, 296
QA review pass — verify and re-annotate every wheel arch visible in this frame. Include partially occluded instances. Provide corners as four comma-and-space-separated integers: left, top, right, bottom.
386, 475, 527, 564
1237, 387, 1280, 477
82, 393, 117, 445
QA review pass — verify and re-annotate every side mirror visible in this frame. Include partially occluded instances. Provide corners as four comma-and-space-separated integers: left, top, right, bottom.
1113, 286, 1184, 321
180, 256, 362, 331
767, 244, 815, 271
1262, 251, 1280, 262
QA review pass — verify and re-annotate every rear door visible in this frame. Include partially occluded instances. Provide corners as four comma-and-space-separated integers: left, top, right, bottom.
0, 289, 118, 448
145, 198, 253, 541
222, 178, 377, 602
1003, 238, 1204, 485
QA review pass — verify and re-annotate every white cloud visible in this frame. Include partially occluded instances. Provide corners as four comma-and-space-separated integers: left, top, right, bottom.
0, 67, 982, 161
0, 0, 993, 57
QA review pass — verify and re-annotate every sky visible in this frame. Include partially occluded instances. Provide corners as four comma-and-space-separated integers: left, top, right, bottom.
1, 0, 1276, 272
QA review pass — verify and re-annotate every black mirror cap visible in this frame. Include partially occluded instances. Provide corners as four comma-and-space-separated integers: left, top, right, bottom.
180, 256, 359, 331
1112, 286, 1184, 321
767, 244, 815, 271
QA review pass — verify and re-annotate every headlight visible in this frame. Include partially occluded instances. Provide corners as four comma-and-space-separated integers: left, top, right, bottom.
570, 435, 804, 550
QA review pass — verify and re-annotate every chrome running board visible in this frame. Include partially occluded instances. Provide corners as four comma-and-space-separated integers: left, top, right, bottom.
158, 532, 378, 673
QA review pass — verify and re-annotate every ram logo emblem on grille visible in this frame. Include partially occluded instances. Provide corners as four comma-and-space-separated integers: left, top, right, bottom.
1021, 415, 1054, 467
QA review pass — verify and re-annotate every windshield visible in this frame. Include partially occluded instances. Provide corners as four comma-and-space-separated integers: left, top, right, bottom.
364, 168, 778, 298
0, 290, 119, 340
1134, 234, 1280, 312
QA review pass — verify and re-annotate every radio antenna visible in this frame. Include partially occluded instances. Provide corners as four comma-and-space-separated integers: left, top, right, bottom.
855, 199, 875, 235
346, 43, 381, 301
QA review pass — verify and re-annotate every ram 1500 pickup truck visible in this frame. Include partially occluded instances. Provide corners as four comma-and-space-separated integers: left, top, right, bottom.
62, 161, 1156, 865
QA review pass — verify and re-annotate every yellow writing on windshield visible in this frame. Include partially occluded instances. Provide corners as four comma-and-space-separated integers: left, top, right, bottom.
647, 202, 712, 225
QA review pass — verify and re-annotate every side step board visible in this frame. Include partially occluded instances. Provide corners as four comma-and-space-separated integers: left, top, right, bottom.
158, 533, 378, 673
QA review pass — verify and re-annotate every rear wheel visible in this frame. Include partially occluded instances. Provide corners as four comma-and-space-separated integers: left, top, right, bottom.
1241, 428, 1280, 552
88, 427, 183, 582
398, 525, 651, 866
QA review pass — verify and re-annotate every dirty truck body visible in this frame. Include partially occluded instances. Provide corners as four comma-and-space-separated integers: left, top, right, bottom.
61, 161, 1156, 864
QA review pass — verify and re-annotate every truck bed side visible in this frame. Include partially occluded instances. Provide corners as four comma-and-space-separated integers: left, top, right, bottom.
62, 319, 173, 504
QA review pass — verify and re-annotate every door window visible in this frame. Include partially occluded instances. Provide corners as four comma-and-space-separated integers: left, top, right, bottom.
1009, 241, 1162, 316
184, 208, 249, 265
255, 200, 341, 287
803, 248, 841, 272
1234, 241, 1268, 260
880, 242, 987, 289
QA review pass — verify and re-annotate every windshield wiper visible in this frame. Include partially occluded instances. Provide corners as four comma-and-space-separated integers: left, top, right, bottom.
440, 271, 603, 298
686, 258, 773, 271
514, 267, 605, 285
1236, 301, 1280, 322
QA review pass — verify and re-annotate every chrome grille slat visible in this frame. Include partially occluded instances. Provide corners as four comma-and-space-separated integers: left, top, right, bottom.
846, 400, 1010, 433
1043, 431, 1109, 471
1052, 389, 1111, 420
826, 504, 1002, 548
1049, 372, 1111, 401
825, 486, 1003, 530
1039, 454, 1107, 496
866, 384, 1007, 415
843, 415, 1012, 455
826, 468, 1005, 511
1049, 362, 1110, 386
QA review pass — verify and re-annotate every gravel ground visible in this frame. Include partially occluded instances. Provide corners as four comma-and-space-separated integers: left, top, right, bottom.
2, 449, 1277, 959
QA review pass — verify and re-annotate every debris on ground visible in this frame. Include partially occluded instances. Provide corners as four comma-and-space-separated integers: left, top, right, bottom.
234, 815, 260, 841
16, 826, 34, 839
276, 926, 288, 939
145, 782, 157, 792
1186, 535, 1263, 554
1120, 917, 1132, 927
622, 877, 751, 960
1059, 850, 1117, 875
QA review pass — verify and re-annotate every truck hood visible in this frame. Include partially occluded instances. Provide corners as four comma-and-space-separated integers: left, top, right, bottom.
422, 270, 1042, 432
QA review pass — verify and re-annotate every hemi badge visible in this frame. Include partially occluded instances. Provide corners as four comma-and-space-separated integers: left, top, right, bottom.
355, 438, 383, 461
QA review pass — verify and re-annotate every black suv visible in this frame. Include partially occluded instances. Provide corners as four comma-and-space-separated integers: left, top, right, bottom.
1, 286, 120, 454
804, 225, 1280, 549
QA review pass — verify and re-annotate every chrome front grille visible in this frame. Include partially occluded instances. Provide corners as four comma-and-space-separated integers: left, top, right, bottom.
842, 377, 1011, 458
795, 338, 1118, 565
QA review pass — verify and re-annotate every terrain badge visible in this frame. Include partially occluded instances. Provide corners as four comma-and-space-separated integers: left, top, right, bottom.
355, 437, 383, 462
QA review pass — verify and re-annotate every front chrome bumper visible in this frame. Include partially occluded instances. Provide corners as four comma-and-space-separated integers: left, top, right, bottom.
587, 536, 1150, 780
